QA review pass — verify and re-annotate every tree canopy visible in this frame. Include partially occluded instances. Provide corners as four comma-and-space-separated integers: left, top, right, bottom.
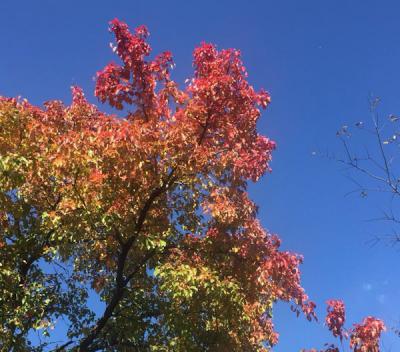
0, 19, 384, 352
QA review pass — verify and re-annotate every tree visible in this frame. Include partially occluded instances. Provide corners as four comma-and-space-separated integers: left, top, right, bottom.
0, 19, 384, 352
333, 96, 400, 245
0, 19, 314, 351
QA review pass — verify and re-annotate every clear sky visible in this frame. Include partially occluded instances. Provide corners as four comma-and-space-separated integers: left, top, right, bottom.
1, 0, 400, 350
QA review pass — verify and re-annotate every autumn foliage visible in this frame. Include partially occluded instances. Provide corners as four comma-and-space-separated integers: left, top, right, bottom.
326, 299, 346, 340
0, 19, 385, 351
303, 300, 386, 352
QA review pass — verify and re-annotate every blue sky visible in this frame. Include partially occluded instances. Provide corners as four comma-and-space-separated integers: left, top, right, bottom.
1, 0, 400, 350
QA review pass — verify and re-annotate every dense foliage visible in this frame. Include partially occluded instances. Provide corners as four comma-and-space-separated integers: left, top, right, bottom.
0, 19, 384, 352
